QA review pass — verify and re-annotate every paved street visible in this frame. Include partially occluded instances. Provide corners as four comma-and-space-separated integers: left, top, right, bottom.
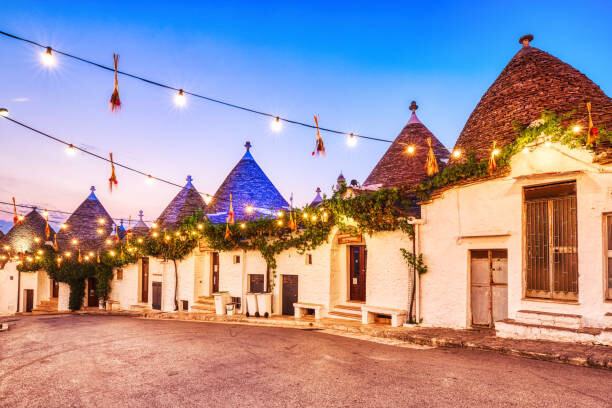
0, 315, 610, 407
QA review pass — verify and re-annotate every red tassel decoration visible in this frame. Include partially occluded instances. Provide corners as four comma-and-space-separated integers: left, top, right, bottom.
126, 216, 133, 242
225, 195, 234, 240
312, 115, 325, 157
109, 153, 118, 192
425, 137, 439, 176
53, 234, 59, 251
109, 54, 121, 112
488, 141, 499, 175
586, 102, 599, 145
44, 210, 50, 240
12, 197, 20, 226
115, 224, 120, 243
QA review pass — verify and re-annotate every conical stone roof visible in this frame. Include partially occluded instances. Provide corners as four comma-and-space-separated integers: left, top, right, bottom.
156, 176, 207, 230
451, 35, 612, 163
363, 102, 450, 188
56, 186, 114, 252
205, 141, 289, 222
309, 187, 323, 207
0, 209, 55, 253
132, 210, 150, 237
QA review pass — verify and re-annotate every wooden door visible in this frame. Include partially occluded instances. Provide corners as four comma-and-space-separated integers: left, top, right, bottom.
282, 275, 298, 316
249, 274, 264, 293
87, 278, 98, 307
212, 252, 219, 293
152, 282, 162, 310
51, 279, 59, 298
470, 249, 508, 327
141, 257, 149, 303
25, 289, 34, 313
349, 246, 366, 301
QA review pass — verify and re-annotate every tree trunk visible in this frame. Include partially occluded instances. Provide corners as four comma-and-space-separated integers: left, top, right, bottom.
172, 259, 178, 311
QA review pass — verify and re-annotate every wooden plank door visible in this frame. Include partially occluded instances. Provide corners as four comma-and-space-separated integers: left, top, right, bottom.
87, 278, 98, 307
470, 250, 491, 326
471, 249, 508, 327
491, 250, 508, 322
349, 246, 366, 301
212, 252, 219, 293
282, 275, 298, 316
141, 257, 149, 303
51, 279, 59, 298
152, 282, 162, 310
25, 289, 34, 313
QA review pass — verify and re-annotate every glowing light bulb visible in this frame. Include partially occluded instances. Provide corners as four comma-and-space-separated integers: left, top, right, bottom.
151, 223, 158, 229
164, 235, 170, 241
105, 239, 112, 245
109, 251, 116, 257
175, 231, 180, 237
174, 89, 186, 107
137, 238, 143, 243
277, 211, 284, 217
271, 116, 282, 132
277, 220, 283, 226
84, 256, 90, 261
246, 205, 254, 214
65, 144, 76, 156
522, 147, 530, 154
0, 108, 8, 117
545, 141, 552, 147
3, 245, 9, 250
41, 47, 55, 67
42, 210, 49, 218
60, 223, 68, 230
152, 232, 159, 238
17, 215, 24, 222
572, 125, 581, 133
303, 213, 308, 219
204, 194, 212, 205
240, 223, 246, 229
346, 133, 357, 147
34, 237, 41, 243
71, 239, 78, 245
406, 145, 415, 154
311, 215, 317, 221
64, 251, 72, 257
37, 250, 44, 255
197, 224, 203, 230
452, 150, 461, 158
26, 256, 33, 262
97, 228, 104, 235
492, 149, 500, 156
88, 252, 94, 257
146, 175, 155, 185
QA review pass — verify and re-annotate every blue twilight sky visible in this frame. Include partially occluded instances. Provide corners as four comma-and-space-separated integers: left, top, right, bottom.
1, 1, 611, 230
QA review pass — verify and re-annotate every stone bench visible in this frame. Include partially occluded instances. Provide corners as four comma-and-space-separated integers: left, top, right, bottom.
293, 303, 323, 319
105, 300, 120, 311
361, 305, 407, 327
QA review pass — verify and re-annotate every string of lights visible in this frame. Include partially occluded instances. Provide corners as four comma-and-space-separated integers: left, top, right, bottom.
0, 29, 396, 144
0, 115, 262, 208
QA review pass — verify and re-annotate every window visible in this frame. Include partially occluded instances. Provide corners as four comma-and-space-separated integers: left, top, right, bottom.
116, 268, 123, 280
233, 255, 241, 264
524, 181, 578, 301
305, 254, 312, 265
606, 215, 612, 299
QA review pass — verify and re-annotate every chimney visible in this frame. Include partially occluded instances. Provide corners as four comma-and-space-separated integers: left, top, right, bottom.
519, 34, 534, 48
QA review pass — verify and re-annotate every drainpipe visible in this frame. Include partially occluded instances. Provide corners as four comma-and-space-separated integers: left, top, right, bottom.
16, 265, 21, 313
241, 249, 247, 314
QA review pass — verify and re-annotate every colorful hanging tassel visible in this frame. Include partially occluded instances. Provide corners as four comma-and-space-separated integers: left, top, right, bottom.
109, 54, 121, 112
425, 137, 439, 176
126, 216, 133, 242
312, 115, 325, 157
586, 102, 599, 145
12, 197, 20, 226
78, 249, 83, 263
109, 153, 118, 192
115, 224, 120, 242
225, 194, 234, 240
53, 234, 59, 251
488, 141, 498, 175
44, 210, 50, 240
97, 250, 101, 264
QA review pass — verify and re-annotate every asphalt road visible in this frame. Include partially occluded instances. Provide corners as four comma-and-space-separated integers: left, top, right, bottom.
0, 315, 610, 407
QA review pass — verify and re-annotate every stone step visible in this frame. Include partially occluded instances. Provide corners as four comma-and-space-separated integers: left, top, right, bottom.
496, 319, 612, 346
328, 310, 361, 321
197, 296, 215, 304
191, 303, 216, 312
332, 304, 362, 316
515, 310, 582, 329
130, 304, 151, 311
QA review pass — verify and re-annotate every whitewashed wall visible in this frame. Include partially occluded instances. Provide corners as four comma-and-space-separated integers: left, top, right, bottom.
0, 263, 19, 313
419, 143, 612, 328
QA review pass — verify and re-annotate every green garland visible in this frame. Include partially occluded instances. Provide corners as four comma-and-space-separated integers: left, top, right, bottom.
14, 111, 602, 307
